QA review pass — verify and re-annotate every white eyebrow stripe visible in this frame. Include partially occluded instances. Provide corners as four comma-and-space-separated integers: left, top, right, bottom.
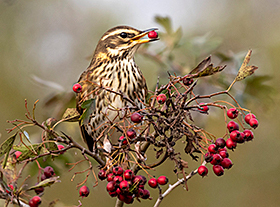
101, 29, 137, 41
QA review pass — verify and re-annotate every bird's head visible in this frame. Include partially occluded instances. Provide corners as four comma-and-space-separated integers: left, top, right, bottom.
92, 26, 159, 63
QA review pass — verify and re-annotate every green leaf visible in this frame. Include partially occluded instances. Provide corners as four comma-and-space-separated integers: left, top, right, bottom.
45, 132, 58, 151
80, 99, 95, 125
13, 144, 43, 161
27, 176, 60, 190
0, 133, 17, 158
61, 108, 80, 122
155, 16, 172, 34
235, 50, 258, 81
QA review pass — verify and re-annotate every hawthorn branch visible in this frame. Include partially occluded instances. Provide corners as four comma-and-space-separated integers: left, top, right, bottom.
153, 161, 206, 207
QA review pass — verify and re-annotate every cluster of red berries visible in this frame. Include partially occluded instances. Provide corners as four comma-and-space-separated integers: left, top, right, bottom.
28, 166, 55, 207
198, 109, 258, 177
98, 167, 149, 204
98, 166, 169, 204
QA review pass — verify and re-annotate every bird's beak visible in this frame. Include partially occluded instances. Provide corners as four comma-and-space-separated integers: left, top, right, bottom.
131, 28, 159, 44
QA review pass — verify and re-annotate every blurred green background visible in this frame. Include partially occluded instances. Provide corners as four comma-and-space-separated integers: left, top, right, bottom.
0, 0, 279, 206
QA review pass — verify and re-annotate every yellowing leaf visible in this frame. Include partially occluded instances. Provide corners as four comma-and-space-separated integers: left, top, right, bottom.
0, 133, 17, 157
27, 176, 60, 190
235, 50, 258, 81
62, 108, 80, 122
13, 144, 43, 161
0, 133, 17, 168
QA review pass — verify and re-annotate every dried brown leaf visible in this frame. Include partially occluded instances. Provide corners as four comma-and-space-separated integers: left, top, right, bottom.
235, 50, 258, 81
189, 56, 226, 78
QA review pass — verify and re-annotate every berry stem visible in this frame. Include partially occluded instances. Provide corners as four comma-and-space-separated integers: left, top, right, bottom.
153, 161, 206, 207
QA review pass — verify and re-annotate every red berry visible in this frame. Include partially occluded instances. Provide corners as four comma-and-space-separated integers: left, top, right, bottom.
126, 128, 136, 139
208, 144, 217, 153
243, 129, 254, 141
156, 94, 167, 104
227, 121, 239, 132
245, 113, 256, 124
138, 185, 145, 190
57, 144, 65, 154
107, 181, 116, 192
113, 166, 123, 175
139, 175, 147, 185
118, 136, 128, 145
197, 165, 208, 177
148, 30, 158, 39
15, 151, 22, 159
118, 193, 126, 201
249, 118, 259, 129
40, 174, 46, 181
113, 176, 123, 185
219, 150, 229, 158
230, 130, 241, 142
34, 186, 44, 195
215, 138, 226, 148
210, 154, 223, 165
124, 170, 134, 180
43, 166, 55, 178
218, 147, 227, 152
227, 108, 239, 119
119, 180, 129, 191
183, 78, 194, 86
141, 189, 150, 199
148, 178, 158, 188
116, 187, 122, 195
131, 112, 143, 123
109, 191, 118, 197
136, 188, 144, 198
72, 83, 82, 93
29, 196, 41, 207
98, 169, 107, 180
204, 152, 213, 163
157, 176, 168, 185
6, 184, 14, 194
226, 139, 237, 150
79, 186, 90, 198
213, 165, 224, 176
236, 132, 245, 143
221, 158, 233, 169
124, 195, 134, 204
107, 173, 115, 182
57, 145, 64, 150
198, 103, 209, 112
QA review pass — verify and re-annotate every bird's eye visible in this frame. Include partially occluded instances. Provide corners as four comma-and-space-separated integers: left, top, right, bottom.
120, 32, 128, 38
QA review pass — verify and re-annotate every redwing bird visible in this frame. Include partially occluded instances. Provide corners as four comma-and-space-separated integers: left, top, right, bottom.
76, 26, 159, 151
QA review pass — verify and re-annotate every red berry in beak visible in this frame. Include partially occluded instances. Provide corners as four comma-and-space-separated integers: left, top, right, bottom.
148, 30, 158, 39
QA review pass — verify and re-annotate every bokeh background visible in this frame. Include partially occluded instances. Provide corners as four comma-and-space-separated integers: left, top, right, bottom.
0, 0, 279, 206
